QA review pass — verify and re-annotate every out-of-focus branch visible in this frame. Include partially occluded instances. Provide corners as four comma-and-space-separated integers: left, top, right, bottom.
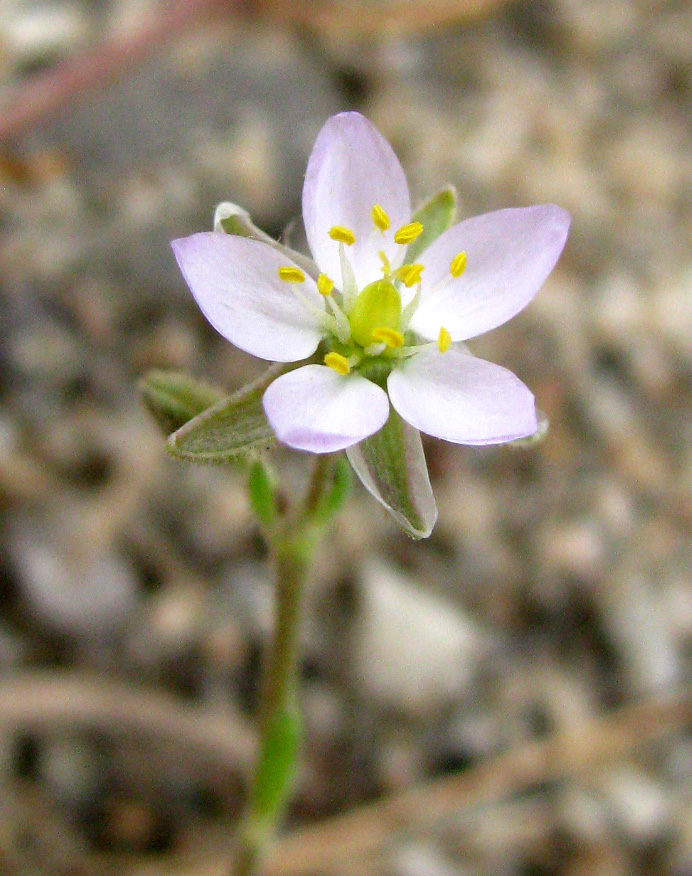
257, 686, 692, 876
0, 670, 255, 773
125, 686, 692, 876
0, 0, 232, 143
6, 672, 688, 876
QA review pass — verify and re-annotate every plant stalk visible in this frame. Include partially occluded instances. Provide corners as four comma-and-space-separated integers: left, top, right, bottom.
234, 455, 334, 875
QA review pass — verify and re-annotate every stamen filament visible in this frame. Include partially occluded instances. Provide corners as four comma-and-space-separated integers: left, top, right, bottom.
364, 341, 387, 357
288, 286, 336, 335
394, 222, 424, 245
338, 242, 358, 314
388, 337, 446, 360
400, 283, 422, 330
329, 226, 356, 246
325, 295, 351, 343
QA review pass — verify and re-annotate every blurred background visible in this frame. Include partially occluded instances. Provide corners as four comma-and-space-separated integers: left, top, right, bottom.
1, 0, 692, 874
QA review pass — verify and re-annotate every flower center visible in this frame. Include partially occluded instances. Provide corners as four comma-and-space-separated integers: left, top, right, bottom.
348, 278, 402, 348
278, 205, 467, 374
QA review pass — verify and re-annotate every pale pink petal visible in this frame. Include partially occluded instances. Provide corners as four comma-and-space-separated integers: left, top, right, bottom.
263, 365, 390, 453
303, 112, 411, 290
409, 205, 570, 341
171, 233, 324, 362
387, 347, 537, 444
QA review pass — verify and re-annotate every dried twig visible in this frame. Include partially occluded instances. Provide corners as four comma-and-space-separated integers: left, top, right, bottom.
257, 686, 692, 875
126, 686, 692, 875
9, 673, 687, 875
0, 670, 255, 773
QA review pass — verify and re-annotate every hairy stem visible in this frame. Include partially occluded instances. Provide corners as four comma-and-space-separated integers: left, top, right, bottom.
235, 455, 335, 875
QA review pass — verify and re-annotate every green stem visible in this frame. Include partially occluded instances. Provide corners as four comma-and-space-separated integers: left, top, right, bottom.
235, 455, 335, 875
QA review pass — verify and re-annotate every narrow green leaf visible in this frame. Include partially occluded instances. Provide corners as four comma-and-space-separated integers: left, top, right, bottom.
346, 410, 437, 539
166, 366, 285, 463
138, 370, 224, 434
405, 185, 458, 264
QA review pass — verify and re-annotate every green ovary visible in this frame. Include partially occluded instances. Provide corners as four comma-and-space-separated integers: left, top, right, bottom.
348, 279, 402, 348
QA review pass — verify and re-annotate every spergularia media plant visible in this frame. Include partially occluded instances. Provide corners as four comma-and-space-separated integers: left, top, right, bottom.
140, 112, 570, 874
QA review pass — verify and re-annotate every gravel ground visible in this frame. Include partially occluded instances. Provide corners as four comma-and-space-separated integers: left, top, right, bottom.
1, 1, 691, 874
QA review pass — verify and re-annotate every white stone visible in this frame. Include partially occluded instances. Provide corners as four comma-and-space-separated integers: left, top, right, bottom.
388, 842, 464, 876
600, 766, 671, 843
11, 518, 136, 637
599, 571, 681, 695
351, 561, 487, 718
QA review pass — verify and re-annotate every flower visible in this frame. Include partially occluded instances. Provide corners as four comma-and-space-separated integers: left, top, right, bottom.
171, 112, 570, 458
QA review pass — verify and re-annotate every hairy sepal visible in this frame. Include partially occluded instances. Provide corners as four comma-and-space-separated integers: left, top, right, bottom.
214, 202, 317, 278
165, 366, 288, 463
138, 370, 224, 434
346, 409, 437, 539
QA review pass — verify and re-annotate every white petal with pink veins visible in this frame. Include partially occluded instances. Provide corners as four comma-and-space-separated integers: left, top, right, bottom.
263, 365, 390, 453
171, 233, 324, 362
388, 347, 538, 444
303, 112, 411, 291
409, 205, 570, 341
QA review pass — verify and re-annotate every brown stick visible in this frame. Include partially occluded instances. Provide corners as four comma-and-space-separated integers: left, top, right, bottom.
265, 0, 512, 38
0, 670, 255, 772
257, 687, 692, 875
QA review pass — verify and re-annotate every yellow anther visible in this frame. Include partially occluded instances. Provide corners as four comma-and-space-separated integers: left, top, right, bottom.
329, 226, 356, 246
438, 326, 452, 353
324, 352, 351, 375
394, 222, 424, 245
317, 273, 334, 296
450, 251, 467, 277
278, 266, 306, 283
378, 250, 392, 276
371, 204, 390, 232
371, 327, 405, 349
395, 263, 425, 288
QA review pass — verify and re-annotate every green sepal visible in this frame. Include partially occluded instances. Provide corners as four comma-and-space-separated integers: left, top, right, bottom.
165, 366, 284, 464
250, 703, 302, 824
214, 202, 317, 278
346, 409, 437, 539
405, 184, 458, 264
249, 459, 278, 526
138, 370, 224, 434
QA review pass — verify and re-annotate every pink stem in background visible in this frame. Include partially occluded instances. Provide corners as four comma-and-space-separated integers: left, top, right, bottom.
0, 0, 233, 142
